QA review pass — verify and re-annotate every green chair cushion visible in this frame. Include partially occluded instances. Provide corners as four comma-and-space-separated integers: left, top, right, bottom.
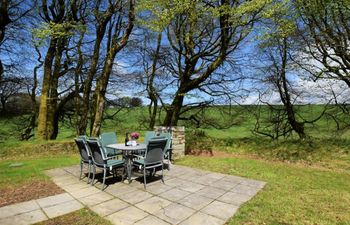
107, 159, 124, 167
134, 159, 145, 165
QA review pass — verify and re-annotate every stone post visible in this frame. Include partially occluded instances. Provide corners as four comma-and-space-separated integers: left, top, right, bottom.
154, 126, 185, 160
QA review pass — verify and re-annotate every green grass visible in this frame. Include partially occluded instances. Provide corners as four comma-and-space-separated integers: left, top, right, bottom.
178, 156, 350, 224
0, 155, 79, 188
1, 105, 349, 224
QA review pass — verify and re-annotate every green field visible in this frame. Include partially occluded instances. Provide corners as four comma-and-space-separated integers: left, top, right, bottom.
0, 105, 349, 224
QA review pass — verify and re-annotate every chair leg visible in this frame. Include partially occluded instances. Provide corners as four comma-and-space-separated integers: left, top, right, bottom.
102, 167, 107, 190
143, 167, 147, 189
161, 164, 164, 183
79, 160, 83, 180
87, 163, 91, 184
91, 165, 96, 186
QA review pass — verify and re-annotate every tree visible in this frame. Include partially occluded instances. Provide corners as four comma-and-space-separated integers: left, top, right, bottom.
139, 0, 269, 126
134, 30, 163, 129
0, 75, 23, 114
90, 0, 135, 136
259, 37, 308, 139
253, 2, 327, 140
20, 41, 43, 140
76, 0, 121, 136
295, 0, 350, 87
36, 0, 84, 140
0, 0, 33, 82
130, 97, 142, 107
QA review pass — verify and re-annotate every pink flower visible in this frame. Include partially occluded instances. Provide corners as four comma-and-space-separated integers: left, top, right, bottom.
130, 132, 140, 140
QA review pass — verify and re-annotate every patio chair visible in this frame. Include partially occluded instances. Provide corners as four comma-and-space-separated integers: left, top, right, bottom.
100, 132, 122, 158
74, 136, 92, 184
162, 132, 173, 170
86, 138, 125, 190
148, 133, 172, 170
144, 131, 156, 144
133, 138, 167, 189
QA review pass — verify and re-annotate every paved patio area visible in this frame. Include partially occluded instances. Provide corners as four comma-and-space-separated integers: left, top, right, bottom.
0, 164, 265, 225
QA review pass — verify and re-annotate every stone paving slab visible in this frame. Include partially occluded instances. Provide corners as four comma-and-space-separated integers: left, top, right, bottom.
106, 206, 149, 225
153, 203, 195, 224
0, 209, 47, 225
135, 196, 172, 214
0, 200, 40, 219
200, 200, 239, 221
118, 189, 154, 205
159, 187, 191, 202
134, 215, 170, 225
179, 211, 224, 225
179, 193, 213, 210
68, 186, 102, 199
0, 164, 266, 225
90, 198, 130, 217
36, 193, 74, 208
78, 191, 114, 206
42, 199, 83, 218
0, 194, 83, 224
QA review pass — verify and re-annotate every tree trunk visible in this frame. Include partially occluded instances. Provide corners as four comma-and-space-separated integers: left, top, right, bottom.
278, 38, 306, 140
0, 60, 3, 82
37, 37, 64, 140
149, 100, 157, 129
0, 0, 11, 82
90, 0, 135, 136
77, 25, 108, 135
37, 40, 56, 140
163, 93, 185, 126
0, 97, 5, 113
91, 57, 114, 136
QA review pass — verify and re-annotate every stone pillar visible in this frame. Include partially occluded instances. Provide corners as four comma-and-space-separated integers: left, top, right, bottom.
154, 126, 185, 160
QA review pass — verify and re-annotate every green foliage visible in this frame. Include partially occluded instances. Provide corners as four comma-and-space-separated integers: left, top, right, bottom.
137, 0, 272, 32
185, 129, 213, 155
32, 21, 86, 45
258, 0, 298, 43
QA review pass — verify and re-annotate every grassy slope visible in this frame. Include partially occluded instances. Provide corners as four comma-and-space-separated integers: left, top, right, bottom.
178, 156, 350, 224
0, 105, 349, 224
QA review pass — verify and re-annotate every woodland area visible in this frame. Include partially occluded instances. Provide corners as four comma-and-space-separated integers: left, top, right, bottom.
0, 0, 349, 141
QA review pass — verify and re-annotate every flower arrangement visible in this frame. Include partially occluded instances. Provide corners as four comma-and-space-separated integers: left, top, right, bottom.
130, 132, 140, 140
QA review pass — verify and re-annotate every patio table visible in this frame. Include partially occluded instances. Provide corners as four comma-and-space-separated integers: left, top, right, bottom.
107, 143, 147, 183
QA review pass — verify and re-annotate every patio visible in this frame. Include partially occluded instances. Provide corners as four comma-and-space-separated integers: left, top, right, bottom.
0, 164, 265, 225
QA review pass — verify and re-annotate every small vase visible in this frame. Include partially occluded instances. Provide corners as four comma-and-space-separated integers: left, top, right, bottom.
130, 140, 137, 146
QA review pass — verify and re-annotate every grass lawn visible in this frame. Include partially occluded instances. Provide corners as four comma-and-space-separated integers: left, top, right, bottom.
0, 153, 79, 206
178, 155, 350, 224
0, 155, 79, 189
1, 105, 349, 224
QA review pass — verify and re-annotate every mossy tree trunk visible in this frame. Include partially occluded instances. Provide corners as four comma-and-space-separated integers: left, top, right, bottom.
37, 39, 57, 140
90, 0, 135, 136
37, 0, 79, 140
77, 3, 115, 135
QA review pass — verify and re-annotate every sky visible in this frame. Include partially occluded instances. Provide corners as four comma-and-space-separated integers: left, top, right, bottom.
1, 0, 349, 107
